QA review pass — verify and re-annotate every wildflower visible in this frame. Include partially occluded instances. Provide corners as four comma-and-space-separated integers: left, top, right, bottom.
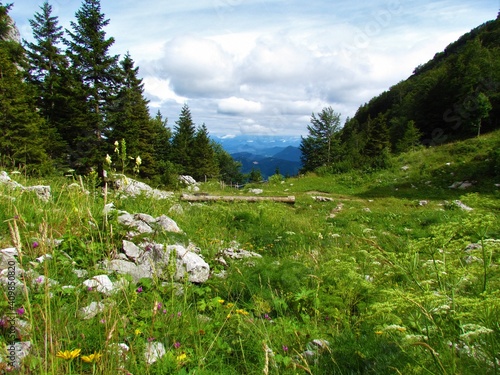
375, 331, 384, 335
99, 319, 105, 324
135, 156, 142, 166
32, 241, 39, 248
235, 309, 249, 316
176, 353, 187, 362
105, 154, 112, 165
218, 299, 225, 304
226, 303, 234, 309
147, 337, 155, 342
264, 314, 271, 321
136, 286, 143, 293
16, 307, 25, 316
177, 311, 182, 317
384, 324, 406, 332
282, 345, 289, 352
81, 352, 102, 363
153, 301, 162, 315
173, 341, 181, 349
135, 328, 142, 336
56, 349, 81, 360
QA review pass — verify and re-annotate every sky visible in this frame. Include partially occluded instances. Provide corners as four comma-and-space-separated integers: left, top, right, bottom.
9, 0, 499, 137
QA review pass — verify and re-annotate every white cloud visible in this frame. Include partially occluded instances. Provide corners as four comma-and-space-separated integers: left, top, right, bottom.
218, 97, 263, 115
11, 0, 498, 136
142, 76, 187, 104
152, 35, 237, 97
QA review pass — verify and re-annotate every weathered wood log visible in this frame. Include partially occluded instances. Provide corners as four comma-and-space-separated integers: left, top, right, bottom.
180, 194, 295, 204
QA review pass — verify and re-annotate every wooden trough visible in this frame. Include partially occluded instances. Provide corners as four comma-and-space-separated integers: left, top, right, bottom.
180, 194, 295, 204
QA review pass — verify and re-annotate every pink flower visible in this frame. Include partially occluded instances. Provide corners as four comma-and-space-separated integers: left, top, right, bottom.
16, 307, 25, 316
173, 341, 181, 349
32, 241, 39, 248
136, 286, 143, 293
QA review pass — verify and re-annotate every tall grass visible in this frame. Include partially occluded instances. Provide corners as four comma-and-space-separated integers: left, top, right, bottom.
1, 132, 499, 374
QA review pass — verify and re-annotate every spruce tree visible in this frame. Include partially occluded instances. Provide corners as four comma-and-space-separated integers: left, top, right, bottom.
65, 0, 120, 174
300, 106, 341, 172
0, 4, 49, 173
108, 53, 156, 178
211, 141, 244, 185
150, 111, 175, 186
171, 104, 196, 175
25, 1, 68, 166
192, 124, 219, 181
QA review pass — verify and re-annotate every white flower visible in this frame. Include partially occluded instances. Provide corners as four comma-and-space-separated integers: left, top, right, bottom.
135, 156, 142, 166
105, 154, 112, 165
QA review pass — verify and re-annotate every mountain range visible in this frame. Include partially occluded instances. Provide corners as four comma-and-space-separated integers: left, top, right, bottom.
213, 135, 303, 178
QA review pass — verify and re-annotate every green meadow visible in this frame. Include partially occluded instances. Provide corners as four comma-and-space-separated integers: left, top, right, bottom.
1, 131, 499, 374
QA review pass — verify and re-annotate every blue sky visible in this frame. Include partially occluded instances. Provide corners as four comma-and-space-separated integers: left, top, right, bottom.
10, 0, 498, 136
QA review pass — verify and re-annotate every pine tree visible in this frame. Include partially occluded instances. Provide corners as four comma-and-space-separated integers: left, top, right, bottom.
150, 111, 176, 185
394, 120, 422, 153
171, 104, 196, 175
65, 0, 120, 174
300, 106, 341, 172
363, 113, 391, 168
192, 124, 219, 181
211, 141, 243, 185
25, 1, 68, 166
0, 4, 49, 173
108, 53, 156, 178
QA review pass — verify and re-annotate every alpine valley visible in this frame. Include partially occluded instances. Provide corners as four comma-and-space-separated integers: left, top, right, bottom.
214, 135, 303, 178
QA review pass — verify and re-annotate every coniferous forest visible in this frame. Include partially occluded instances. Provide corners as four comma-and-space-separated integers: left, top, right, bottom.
0, 1, 243, 186
300, 16, 500, 174
2, 1, 500, 182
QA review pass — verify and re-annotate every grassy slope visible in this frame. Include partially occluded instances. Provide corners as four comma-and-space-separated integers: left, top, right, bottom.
0, 131, 499, 374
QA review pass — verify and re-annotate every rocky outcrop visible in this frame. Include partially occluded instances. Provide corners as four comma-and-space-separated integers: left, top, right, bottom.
0, 171, 51, 202
111, 174, 174, 199
3, 15, 21, 43
103, 241, 210, 283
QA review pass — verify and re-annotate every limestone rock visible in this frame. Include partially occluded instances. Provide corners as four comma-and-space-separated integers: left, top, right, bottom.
144, 342, 166, 364
83, 275, 115, 295
156, 215, 183, 233
112, 174, 174, 199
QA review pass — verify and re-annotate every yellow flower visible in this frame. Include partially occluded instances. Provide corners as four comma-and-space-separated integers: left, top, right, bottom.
135, 328, 142, 336
226, 303, 234, 308
236, 309, 249, 316
56, 349, 81, 360
375, 331, 384, 335
226, 313, 232, 319
81, 352, 102, 363
176, 353, 187, 362
218, 299, 225, 304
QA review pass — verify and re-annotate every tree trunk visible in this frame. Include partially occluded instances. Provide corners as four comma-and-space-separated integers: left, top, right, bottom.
180, 194, 295, 204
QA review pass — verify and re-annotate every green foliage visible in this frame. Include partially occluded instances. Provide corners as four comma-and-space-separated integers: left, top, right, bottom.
300, 106, 342, 172
0, 15, 49, 173
2, 131, 500, 374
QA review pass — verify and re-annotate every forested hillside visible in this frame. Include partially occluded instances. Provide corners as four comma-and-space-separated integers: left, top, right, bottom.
300, 16, 500, 174
346, 17, 500, 154
0, 1, 243, 185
